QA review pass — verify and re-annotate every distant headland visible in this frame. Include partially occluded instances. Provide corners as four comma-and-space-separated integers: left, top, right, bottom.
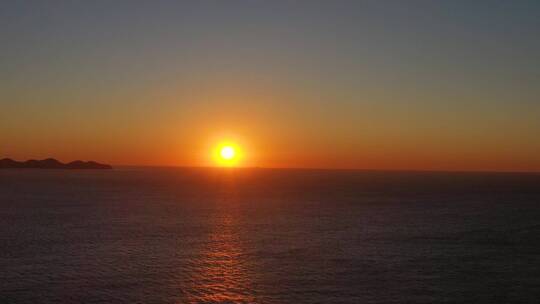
0, 158, 112, 169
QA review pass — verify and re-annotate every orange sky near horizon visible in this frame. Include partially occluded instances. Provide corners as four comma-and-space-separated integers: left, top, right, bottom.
3, 83, 540, 172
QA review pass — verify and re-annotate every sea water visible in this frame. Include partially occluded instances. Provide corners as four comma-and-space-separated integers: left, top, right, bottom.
1, 168, 539, 303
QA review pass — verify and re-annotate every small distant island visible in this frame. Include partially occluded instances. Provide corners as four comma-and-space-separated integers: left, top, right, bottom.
0, 158, 112, 169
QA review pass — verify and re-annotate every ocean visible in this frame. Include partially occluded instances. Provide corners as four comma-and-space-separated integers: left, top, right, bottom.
1, 168, 539, 303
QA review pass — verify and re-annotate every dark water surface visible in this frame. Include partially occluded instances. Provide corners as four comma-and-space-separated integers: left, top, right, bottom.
1, 168, 540, 303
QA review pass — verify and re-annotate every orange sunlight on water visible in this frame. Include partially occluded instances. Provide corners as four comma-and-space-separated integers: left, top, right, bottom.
180, 174, 257, 303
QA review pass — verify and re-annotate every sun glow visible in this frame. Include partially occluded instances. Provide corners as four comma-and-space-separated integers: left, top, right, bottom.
214, 142, 242, 167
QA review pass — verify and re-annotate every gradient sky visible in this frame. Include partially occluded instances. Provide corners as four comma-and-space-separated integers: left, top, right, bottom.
2, 0, 540, 171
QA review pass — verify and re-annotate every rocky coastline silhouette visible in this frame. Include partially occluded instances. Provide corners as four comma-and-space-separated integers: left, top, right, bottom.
0, 158, 112, 169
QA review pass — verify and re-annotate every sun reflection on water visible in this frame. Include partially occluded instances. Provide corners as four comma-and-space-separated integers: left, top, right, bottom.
181, 176, 257, 303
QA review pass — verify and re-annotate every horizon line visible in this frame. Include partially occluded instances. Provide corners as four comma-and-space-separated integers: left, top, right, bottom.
3, 157, 539, 174
112, 164, 540, 175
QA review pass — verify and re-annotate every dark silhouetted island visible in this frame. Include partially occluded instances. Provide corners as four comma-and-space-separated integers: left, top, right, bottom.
0, 158, 112, 169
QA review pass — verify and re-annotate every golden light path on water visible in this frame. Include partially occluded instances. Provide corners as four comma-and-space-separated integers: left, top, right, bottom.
180, 173, 257, 303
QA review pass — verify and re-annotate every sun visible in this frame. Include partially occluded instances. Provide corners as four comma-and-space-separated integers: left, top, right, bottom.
213, 142, 242, 167
220, 146, 235, 160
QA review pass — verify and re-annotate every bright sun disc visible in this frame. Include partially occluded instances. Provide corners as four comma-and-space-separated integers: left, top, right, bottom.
213, 142, 242, 167
220, 146, 235, 160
